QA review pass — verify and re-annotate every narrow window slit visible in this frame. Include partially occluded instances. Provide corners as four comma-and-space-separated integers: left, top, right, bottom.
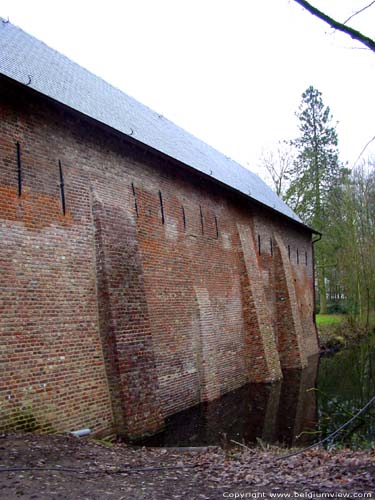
16, 141, 22, 197
297, 248, 299, 265
199, 205, 204, 235
270, 237, 273, 256
305, 251, 308, 266
131, 183, 139, 217
288, 245, 291, 260
181, 205, 186, 230
214, 216, 219, 238
159, 190, 165, 224
58, 160, 66, 215
258, 234, 261, 255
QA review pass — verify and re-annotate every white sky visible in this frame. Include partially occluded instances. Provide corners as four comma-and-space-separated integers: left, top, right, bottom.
1, 0, 375, 184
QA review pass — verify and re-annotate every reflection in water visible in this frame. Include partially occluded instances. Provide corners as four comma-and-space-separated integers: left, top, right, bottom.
136, 337, 375, 448
136, 354, 320, 448
317, 336, 375, 448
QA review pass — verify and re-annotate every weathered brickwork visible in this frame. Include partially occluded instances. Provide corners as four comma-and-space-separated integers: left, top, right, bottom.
237, 224, 282, 382
0, 77, 319, 438
92, 196, 163, 437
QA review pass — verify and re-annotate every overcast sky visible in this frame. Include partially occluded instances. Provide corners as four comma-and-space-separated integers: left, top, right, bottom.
1, 0, 375, 184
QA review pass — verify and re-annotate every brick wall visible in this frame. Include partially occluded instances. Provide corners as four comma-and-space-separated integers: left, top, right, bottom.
0, 77, 319, 438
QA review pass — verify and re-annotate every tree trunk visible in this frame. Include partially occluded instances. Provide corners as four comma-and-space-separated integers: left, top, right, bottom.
318, 269, 327, 314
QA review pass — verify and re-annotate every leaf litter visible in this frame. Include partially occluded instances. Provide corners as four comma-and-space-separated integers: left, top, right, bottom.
0, 433, 374, 499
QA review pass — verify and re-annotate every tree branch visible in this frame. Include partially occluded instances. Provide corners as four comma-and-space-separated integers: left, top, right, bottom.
293, 0, 375, 53
343, 1, 375, 26
353, 135, 375, 167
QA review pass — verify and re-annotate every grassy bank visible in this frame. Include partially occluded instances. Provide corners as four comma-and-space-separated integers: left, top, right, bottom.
316, 314, 346, 352
316, 314, 344, 327
316, 313, 374, 352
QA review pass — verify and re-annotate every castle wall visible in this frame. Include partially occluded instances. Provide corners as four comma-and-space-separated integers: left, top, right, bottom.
0, 77, 319, 438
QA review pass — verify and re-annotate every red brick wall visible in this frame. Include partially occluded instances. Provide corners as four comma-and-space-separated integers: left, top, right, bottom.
0, 77, 319, 438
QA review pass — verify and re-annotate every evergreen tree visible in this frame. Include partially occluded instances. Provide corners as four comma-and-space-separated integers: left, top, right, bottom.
286, 86, 343, 313
285, 86, 341, 230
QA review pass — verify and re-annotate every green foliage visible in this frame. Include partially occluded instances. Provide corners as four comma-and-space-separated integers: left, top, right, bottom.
326, 303, 349, 314
261, 86, 375, 328
285, 86, 345, 314
333, 166, 375, 326
285, 86, 342, 230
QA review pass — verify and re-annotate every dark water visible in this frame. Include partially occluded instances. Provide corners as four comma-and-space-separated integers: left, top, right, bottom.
137, 336, 375, 449
316, 335, 375, 448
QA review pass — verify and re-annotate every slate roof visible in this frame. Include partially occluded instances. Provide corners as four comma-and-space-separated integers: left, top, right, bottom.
0, 19, 307, 228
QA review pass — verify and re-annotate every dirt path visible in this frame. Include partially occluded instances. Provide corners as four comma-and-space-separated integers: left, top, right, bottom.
0, 433, 374, 499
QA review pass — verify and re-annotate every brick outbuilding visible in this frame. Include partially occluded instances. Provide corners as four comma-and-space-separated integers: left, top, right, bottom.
0, 20, 319, 438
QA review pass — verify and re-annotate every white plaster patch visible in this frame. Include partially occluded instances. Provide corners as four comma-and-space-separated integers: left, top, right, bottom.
263, 269, 270, 287
224, 288, 243, 325
165, 220, 178, 241
222, 232, 232, 249
182, 360, 197, 375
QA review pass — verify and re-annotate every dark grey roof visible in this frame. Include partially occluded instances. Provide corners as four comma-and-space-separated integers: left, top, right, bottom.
0, 19, 305, 227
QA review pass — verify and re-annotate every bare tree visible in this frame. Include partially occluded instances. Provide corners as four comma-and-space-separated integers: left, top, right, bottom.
337, 163, 375, 324
293, 0, 375, 53
259, 141, 294, 197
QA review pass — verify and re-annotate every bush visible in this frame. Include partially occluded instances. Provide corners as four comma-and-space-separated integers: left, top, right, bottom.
326, 303, 349, 314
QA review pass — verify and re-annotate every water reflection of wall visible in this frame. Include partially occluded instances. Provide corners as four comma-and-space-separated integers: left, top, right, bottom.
276, 354, 319, 446
136, 355, 319, 447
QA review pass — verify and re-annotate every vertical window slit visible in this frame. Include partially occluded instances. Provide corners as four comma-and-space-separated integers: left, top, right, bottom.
199, 205, 204, 235
16, 141, 22, 197
58, 160, 66, 215
305, 251, 308, 266
159, 190, 165, 224
214, 216, 219, 239
297, 248, 299, 265
258, 234, 261, 255
131, 183, 139, 217
288, 245, 291, 260
182, 205, 186, 230
270, 237, 273, 256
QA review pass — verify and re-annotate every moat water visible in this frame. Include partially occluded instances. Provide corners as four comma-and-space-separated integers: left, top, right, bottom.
136, 336, 375, 449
